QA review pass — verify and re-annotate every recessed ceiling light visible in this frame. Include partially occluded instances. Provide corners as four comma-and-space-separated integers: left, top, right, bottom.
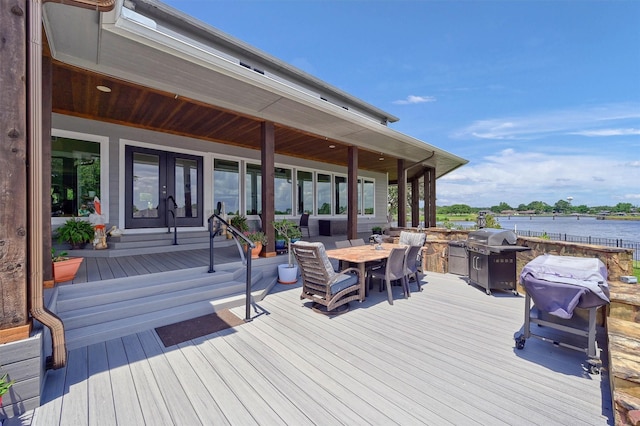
379, 157, 385, 161
96, 85, 111, 93
329, 145, 335, 149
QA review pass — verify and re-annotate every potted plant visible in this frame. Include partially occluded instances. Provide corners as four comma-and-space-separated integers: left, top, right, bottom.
52, 248, 84, 283
55, 217, 95, 249
244, 231, 267, 258
372, 226, 383, 235
229, 215, 249, 234
272, 219, 302, 284
0, 372, 15, 407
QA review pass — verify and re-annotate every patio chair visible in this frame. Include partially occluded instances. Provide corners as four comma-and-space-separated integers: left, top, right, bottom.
334, 240, 351, 248
367, 246, 409, 305
404, 244, 423, 292
292, 241, 363, 313
399, 230, 426, 247
349, 238, 366, 246
298, 213, 310, 238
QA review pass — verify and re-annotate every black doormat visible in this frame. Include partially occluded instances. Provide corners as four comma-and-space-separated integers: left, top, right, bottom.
155, 309, 245, 347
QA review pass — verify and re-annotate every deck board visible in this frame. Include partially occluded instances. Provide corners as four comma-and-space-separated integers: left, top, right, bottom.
87, 342, 116, 426
30, 270, 612, 425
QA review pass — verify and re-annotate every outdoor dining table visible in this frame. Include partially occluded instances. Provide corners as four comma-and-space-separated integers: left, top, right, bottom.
325, 242, 399, 301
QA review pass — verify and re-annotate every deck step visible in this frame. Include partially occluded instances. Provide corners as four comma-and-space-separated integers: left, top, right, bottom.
56, 265, 243, 310
53, 264, 279, 350
56, 231, 234, 258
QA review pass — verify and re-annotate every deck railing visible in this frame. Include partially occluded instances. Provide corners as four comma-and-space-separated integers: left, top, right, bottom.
514, 229, 640, 261
208, 213, 255, 321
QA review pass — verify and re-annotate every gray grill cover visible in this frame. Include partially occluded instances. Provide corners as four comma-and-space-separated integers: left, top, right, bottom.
520, 254, 609, 319
467, 228, 517, 246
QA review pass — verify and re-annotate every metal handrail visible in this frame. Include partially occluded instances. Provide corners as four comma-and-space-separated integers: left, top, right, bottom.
208, 213, 255, 321
167, 195, 178, 245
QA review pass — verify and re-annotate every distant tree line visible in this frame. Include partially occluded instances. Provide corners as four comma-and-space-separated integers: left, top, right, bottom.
436, 201, 638, 215
388, 187, 637, 218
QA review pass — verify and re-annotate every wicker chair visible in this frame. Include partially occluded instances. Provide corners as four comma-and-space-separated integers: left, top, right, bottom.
404, 244, 423, 292
292, 241, 363, 313
367, 246, 409, 305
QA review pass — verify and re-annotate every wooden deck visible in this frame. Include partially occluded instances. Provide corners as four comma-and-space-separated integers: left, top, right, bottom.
19, 272, 612, 425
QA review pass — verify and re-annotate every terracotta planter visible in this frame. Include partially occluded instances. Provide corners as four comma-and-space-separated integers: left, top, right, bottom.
53, 257, 84, 283
250, 242, 262, 259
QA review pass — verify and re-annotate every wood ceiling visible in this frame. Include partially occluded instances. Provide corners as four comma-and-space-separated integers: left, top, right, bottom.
51, 61, 403, 181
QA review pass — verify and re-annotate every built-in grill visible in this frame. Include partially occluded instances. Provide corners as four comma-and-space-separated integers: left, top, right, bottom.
465, 228, 530, 295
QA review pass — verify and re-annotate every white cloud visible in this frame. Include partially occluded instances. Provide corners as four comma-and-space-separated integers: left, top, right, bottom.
437, 148, 640, 207
569, 128, 640, 137
452, 103, 640, 140
392, 95, 436, 105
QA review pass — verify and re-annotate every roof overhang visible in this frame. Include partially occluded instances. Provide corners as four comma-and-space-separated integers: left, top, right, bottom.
42, 0, 467, 181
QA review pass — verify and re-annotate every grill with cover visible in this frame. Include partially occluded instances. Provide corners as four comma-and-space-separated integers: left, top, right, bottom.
465, 228, 530, 295
515, 254, 610, 374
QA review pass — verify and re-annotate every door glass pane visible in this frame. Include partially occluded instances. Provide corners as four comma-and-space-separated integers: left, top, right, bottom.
133, 153, 159, 218
275, 167, 292, 215
317, 173, 331, 215
175, 158, 198, 218
245, 163, 261, 215
335, 175, 347, 215
297, 170, 313, 215
51, 137, 101, 217
214, 159, 239, 215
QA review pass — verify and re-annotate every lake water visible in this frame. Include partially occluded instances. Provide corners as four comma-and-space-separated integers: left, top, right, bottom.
495, 216, 640, 243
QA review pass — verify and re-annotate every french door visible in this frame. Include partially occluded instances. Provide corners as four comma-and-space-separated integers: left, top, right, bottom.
125, 146, 203, 229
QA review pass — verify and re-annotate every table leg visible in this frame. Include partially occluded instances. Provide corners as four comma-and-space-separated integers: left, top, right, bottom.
359, 263, 366, 301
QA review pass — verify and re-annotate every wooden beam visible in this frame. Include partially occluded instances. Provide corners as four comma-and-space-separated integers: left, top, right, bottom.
397, 159, 406, 227
0, 0, 29, 333
261, 122, 276, 257
411, 178, 419, 227
425, 167, 436, 227
347, 146, 358, 239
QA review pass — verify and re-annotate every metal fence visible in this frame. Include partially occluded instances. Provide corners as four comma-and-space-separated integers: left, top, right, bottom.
514, 229, 640, 262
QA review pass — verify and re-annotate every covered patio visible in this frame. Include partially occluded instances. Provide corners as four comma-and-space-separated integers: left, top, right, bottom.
16, 269, 611, 425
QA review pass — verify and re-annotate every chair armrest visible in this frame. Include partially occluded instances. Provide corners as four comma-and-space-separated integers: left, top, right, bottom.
338, 266, 361, 277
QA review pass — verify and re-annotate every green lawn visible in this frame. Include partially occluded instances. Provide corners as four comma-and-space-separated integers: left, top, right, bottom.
634, 260, 640, 281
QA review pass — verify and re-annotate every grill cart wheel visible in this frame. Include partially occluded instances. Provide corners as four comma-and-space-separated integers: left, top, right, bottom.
515, 335, 526, 350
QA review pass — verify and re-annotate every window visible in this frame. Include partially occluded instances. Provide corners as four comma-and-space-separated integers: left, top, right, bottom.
214, 159, 239, 215
245, 163, 261, 215
51, 136, 101, 217
274, 167, 293, 215
317, 173, 331, 215
363, 179, 375, 215
297, 170, 313, 215
334, 175, 348, 215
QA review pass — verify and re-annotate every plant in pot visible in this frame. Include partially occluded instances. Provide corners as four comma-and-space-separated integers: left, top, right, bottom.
51, 248, 84, 284
272, 219, 302, 284
372, 226, 383, 235
55, 217, 95, 249
0, 371, 15, 407
245, 231, 267, 259
229, 215, 249, 236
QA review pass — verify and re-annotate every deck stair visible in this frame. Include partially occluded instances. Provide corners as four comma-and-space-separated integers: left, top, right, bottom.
607, 281, 640, 425
54, 230, 232, 258
52, 262, 278, 350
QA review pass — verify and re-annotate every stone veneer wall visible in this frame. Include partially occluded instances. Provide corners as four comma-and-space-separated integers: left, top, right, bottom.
419, 228, 634, 283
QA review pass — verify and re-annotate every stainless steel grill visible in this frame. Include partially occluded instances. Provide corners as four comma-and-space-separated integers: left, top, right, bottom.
465, 228, 530, 295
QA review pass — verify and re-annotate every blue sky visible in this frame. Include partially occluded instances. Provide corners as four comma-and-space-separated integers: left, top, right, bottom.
163, 0, 640, 208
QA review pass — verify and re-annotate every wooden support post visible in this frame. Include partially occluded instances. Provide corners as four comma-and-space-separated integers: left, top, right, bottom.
0, 0, 30, 338
424, 167, 436, 227
411, 178, 419, 227
261, 122, 276, 257
397, 159, 406, 227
